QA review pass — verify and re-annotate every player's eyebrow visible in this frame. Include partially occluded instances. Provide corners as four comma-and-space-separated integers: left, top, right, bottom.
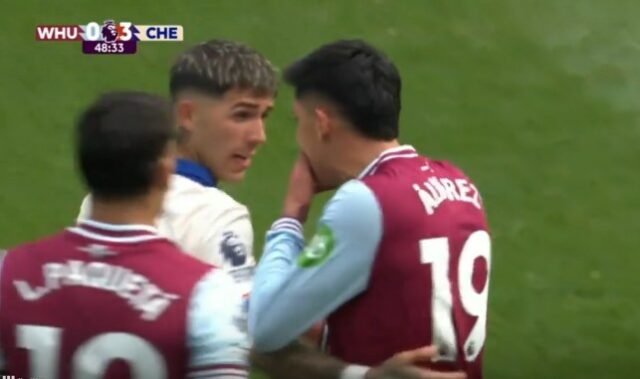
232, 101, 261, 109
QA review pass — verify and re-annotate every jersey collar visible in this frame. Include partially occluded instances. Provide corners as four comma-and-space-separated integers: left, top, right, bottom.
68, 219, 163, 244
176, 158, 218, 187
357, 145, 418, 179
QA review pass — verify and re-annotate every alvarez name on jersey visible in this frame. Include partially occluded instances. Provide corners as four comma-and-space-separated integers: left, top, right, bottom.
250, 146, 491, 379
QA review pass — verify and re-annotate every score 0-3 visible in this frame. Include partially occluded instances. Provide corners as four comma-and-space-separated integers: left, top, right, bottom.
82, 21, 137, 55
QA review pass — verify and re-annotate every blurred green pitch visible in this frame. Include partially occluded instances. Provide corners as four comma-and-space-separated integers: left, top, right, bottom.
1, 1, 639, 378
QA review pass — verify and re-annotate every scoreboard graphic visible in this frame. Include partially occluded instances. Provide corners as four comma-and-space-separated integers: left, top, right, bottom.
35, 20, 183, 54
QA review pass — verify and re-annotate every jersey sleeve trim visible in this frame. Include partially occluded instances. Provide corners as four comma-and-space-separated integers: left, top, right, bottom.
270, 217, 304, 238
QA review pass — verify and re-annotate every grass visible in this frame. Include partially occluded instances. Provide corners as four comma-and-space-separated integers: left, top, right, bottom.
1, 1, 639, 377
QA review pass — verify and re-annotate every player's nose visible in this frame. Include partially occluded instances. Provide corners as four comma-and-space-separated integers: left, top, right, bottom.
248, 119, 267, 146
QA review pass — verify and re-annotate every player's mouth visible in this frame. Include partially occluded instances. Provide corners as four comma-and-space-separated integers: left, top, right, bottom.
232, 153, 253, 169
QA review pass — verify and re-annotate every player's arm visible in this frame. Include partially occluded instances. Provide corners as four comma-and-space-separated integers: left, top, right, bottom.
250, 340, 345, 379
199, 205, 255, 293
251, 340, 467, 379
187, 269, 250, 378
249, 179, 382, 352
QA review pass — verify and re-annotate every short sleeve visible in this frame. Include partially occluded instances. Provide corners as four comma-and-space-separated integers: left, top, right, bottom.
187, 269, 250, 377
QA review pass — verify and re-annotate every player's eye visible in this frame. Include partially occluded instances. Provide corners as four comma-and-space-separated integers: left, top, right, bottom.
232, 111, 254, 121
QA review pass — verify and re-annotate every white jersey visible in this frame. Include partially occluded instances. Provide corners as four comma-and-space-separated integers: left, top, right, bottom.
78, 173, 255, 293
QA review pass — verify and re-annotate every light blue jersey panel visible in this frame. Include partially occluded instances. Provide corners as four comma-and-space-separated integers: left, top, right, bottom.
187, 269, 250, 376
249, 180, 384, 352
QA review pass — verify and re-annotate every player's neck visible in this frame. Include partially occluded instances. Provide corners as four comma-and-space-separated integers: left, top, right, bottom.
90, 196, 159, 227
340, 139, 401, 180
177, 145, 213, 172
177, 143, 198, 162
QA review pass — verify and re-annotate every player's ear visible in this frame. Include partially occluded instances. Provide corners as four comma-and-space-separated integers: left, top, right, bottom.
314, 107, 331, 141
156, 142, 177, 191
175, 98, 196, 133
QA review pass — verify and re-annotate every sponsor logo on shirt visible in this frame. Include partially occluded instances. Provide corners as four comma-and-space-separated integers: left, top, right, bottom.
298, 224, 335, 268
78, 243, 118, 258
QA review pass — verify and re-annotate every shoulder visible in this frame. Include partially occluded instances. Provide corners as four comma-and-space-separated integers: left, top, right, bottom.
428, 158, 483, 193
0, 231, 68, 270
129, 242, 216, 297
331, 179, 378, 204
430, 158, 471, 178
157, 241, 215, 271
330, 179, 384, 208
192, 268, 238, 296
166, 175, 249, 219
187, 268, 249, 367
188, 268, 246, 338
7, 232, 67, 255
322, 180, 383, 228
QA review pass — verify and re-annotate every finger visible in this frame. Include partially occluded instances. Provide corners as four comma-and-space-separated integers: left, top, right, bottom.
393, 346, 440, 363
387, 366, 466, 379
421, 370, 467, 379
411, 346, 441, 363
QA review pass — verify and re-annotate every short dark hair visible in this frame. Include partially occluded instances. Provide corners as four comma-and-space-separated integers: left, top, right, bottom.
284, 39, 401, 140
76, 91, 175, 199
170, 39, 277, 99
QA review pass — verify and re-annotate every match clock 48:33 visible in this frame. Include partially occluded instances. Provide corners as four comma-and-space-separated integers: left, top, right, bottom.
82, 41, 137, 54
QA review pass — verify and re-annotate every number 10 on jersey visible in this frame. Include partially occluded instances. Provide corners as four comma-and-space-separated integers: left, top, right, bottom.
420, 230, 491, 362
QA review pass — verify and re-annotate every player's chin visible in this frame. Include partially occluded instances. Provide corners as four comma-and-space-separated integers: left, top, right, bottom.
221, 168, 248, 183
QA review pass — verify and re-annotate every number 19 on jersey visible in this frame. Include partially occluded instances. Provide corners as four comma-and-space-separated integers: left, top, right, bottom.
420, 230, 491, 362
